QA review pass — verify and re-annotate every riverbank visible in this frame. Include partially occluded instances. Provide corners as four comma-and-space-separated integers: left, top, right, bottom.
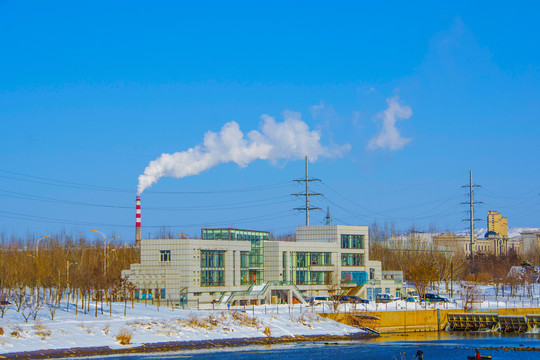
321, 307, 540, 333
0, 332, 375, 359
0, 302, 365, 358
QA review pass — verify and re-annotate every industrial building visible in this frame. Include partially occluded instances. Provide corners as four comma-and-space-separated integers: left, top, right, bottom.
122, 224, 403, 306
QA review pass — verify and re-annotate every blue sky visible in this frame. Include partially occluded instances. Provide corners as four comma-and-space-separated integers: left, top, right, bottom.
1, 1, 539, 242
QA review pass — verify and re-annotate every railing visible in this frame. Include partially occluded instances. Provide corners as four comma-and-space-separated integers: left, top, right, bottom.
341, 279, 369, 286
225, 281, 306, 304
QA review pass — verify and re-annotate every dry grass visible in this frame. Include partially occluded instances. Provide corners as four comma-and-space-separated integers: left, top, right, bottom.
10, 329, 21, 338
34, 319, 52, 339
291, 313, 315, 328
33, 319, 46, 332
116, 327, 133, 345
263, 326, 271, 337
185, 314, 216, 330
231, 311, 261, 328
102, 324, 110, 336
0, 327, 3, 336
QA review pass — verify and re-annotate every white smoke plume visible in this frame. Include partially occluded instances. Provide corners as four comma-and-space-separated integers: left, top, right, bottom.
137, 111, 350, 194
367, 96, 412, 151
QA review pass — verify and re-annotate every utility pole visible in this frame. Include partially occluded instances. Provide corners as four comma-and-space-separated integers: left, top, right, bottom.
292, 156, 322, 226
461, 171, 482, 257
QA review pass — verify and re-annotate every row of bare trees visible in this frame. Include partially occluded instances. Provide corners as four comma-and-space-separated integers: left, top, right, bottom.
0, 232, 139, 320
368, 222, 538, 300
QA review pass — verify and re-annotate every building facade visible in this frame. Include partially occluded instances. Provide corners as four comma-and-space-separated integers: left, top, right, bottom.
432, 232, 521, 256
488, 210, 508, 237
122, 225, 403, 306
520, 231, 540, 255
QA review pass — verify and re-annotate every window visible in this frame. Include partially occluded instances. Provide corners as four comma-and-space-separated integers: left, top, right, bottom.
341, 253, 364, 266
341, 234, 364, 249
294, 252, 331, 267
282, 252, 287, 282
240, 251, 250, 285
296, 270, 307, 284
296, 252, 307, 267
341, 271, 368, 286
160, 250, 171, 262
200, 250, 225, 286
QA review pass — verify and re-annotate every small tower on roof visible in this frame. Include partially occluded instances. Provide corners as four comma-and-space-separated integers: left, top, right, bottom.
325, 206, 333, 225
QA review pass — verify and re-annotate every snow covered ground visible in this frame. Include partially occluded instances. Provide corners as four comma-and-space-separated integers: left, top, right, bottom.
1, 282, 539, 355
0, 300, 360, 355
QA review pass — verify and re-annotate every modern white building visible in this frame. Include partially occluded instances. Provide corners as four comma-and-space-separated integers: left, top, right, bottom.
122, 225, 403, 306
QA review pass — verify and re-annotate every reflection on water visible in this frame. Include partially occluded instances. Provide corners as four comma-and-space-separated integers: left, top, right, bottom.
89, 333, 540, 360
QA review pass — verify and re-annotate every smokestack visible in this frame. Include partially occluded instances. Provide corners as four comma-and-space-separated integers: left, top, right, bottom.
135, 196, 141, 246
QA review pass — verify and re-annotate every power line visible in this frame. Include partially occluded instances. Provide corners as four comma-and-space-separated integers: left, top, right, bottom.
0, 189, 295, 211
0, 209, 294, 229
321, 181, 463, 222
0, 169, 292, 194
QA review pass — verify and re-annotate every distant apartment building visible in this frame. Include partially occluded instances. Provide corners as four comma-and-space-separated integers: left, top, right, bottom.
488, 210, 508, 237
121, 225, 403, 306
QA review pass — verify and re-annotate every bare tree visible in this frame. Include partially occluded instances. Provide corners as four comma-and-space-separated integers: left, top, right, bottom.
461, 275, 480, 311
326, 270, 343, 312
0, 291, 11, 318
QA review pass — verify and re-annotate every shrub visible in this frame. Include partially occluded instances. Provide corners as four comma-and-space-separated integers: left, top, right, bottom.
231, 311, 261, 328
186, 314, 213, 330
263, 326, 271, 337
0, 327, 4, 336
116, 328, 133, 345
34, 319, 52, 339
103, 325, 110, 335
33, 319, 46, 332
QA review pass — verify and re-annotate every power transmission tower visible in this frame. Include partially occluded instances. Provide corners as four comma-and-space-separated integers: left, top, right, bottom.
292, 156, 322, 226
325, 207, 333, 225
461, 171, 482, 257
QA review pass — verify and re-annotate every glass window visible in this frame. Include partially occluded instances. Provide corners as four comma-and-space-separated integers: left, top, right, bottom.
341, 253, 364, 266
160, 250, 171, 262
282, 252, 287, 282
296, 270, 307, 285
341, 234, 364, 249
296, 252, 307, 267
200, 250, 226, 286
341, 271, 368, 286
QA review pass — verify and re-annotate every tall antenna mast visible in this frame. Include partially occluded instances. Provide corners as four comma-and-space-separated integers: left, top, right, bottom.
461, 171, 482, 257
292, 156, 322, 226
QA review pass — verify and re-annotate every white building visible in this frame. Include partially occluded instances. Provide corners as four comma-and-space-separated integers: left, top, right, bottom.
122, 225, 403, 306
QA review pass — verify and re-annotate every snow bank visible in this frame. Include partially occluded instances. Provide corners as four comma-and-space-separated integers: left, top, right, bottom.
0, 301, 360, 355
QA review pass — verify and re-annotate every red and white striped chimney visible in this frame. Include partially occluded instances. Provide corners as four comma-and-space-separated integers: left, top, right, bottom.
135, 196, 141, 245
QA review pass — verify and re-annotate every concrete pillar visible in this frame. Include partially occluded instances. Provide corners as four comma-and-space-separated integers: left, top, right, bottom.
225, 250, 234, 288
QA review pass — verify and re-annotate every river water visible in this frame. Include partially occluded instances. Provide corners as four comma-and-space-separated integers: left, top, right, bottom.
90, 333, 540, 360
